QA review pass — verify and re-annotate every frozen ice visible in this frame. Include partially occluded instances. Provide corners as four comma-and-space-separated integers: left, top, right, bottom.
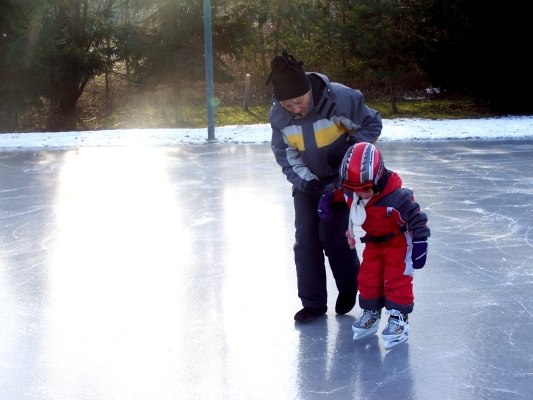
0, 132, 532, 399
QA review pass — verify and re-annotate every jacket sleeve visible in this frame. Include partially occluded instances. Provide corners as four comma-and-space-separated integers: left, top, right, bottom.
271, 126, 319, 193
396, 188, 431, 240
331, 83, 382, 144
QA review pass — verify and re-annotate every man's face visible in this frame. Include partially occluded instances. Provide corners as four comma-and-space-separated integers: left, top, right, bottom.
280, 91, 311, 118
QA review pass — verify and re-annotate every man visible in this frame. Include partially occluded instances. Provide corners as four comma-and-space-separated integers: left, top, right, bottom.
266, 49, 382, 322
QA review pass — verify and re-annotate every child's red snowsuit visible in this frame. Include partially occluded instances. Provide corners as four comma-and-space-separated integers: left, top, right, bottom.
346, 171, 430, 314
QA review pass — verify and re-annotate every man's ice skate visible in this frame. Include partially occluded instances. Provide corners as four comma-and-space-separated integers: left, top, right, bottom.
352, 309, 381, 341
381, 309, 409, 349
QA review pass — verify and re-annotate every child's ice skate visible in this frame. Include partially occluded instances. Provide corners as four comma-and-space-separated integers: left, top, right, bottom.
381, 309, 409, 349
352, 309, 381, 341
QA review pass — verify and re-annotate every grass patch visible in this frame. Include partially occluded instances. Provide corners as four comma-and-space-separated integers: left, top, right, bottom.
13, 72, 498, 132
207, 97, 496, 128
186, 104, 270, 127
371, 98, 495, 119
71, 75, 498, 131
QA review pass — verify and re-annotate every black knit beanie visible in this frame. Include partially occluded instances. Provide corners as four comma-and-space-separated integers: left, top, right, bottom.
265, 49, 310, 101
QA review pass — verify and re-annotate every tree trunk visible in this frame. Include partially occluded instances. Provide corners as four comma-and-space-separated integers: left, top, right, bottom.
173, 82, 184, 125
389, 77, 398, 114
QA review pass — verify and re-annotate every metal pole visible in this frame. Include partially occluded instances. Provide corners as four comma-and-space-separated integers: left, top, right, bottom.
243, 73, 251, 111
203, 0, 215, 140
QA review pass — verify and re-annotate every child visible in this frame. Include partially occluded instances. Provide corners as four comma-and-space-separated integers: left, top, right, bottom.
339, 142, 430, 349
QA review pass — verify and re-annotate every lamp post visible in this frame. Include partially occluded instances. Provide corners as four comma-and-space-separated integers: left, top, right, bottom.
203, 0, 215, 140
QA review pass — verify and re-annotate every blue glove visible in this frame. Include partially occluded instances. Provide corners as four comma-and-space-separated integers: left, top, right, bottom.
412, 240, 428, 269
317, 183, 339, 220
317, 191, 333, 220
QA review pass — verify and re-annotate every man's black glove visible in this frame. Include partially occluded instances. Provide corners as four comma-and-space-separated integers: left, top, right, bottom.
306, 179, 324, 198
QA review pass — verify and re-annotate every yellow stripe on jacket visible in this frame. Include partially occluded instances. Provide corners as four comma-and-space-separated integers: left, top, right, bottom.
314, 119, 346, 147
283, 119, 346, 150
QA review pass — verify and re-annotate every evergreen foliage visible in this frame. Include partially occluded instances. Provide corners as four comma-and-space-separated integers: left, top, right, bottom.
0, 0, 47, 130
0, 0, 531, 132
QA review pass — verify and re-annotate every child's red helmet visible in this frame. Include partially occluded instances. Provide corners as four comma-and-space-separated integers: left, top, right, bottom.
340, 142, 384, 192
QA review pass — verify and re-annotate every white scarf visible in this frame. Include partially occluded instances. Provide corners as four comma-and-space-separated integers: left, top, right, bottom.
348, 196, 369, 241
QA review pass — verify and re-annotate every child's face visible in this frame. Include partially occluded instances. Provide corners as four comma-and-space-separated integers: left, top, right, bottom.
354, 188, 374, 199
343, 180, 374, 199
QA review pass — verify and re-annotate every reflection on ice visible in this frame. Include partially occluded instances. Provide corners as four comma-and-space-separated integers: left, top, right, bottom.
1, 141, 532, 400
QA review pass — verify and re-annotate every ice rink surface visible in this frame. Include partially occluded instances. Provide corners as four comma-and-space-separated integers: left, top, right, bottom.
1, 140, 532, 400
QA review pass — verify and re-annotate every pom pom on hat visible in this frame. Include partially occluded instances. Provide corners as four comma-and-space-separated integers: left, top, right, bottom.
265, 49, 310, 101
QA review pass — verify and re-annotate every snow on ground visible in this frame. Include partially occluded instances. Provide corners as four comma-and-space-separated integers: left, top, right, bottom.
0, 116, 532, 148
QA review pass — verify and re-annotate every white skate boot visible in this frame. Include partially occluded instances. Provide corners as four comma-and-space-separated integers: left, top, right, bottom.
381, 309, 409, 349
352, 309, 381, 341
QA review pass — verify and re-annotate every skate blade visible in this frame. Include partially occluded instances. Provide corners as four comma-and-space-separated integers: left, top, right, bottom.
352, 328, 378, 341
383, 336, 408, 350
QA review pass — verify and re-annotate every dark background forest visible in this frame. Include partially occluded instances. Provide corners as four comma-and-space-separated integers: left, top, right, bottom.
1, 0, 531, 132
